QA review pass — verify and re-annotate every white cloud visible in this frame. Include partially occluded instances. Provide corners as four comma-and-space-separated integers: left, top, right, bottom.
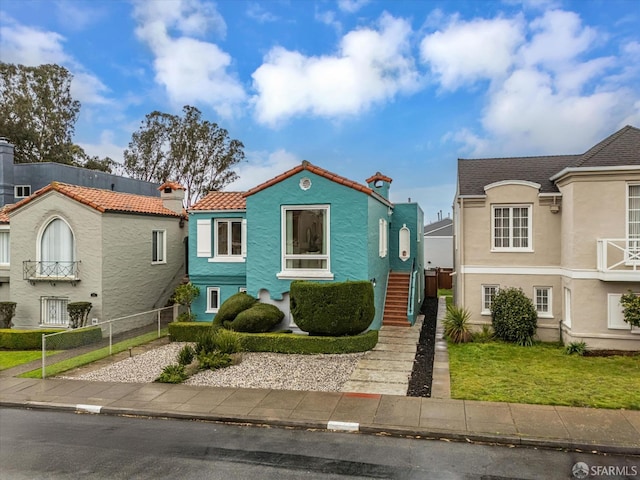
251, 13, 420, 126
420, 15, 524, 90
133, 0, 246, 117
337, 0, 370, 14
0, 18, 110, 105
225, 149, 300, 192
246, 3, 278, 23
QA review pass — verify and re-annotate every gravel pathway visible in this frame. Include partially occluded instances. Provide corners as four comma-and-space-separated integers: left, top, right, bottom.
59, 343, 365, 392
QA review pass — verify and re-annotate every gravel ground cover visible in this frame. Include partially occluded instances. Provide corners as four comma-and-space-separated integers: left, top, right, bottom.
59, 343, 364, 392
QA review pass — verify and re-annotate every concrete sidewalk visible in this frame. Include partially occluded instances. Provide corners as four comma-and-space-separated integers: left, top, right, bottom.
1, 298, 639, 456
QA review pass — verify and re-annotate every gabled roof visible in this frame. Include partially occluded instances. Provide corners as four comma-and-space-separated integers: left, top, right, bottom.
190, 191, 246, 211
457, 125, 640, 196
7, 182, 183, 217
244, 160, 374, 198
0, 206, 10, 224
366, 172, 393, 184
424, 218, 453, 236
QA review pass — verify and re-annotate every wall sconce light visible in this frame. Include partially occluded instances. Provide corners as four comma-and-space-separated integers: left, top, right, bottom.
370, 278, 376, 287
90, 292, 98, 297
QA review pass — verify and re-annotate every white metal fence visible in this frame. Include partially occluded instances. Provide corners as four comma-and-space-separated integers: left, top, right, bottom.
41, 305, 179, 379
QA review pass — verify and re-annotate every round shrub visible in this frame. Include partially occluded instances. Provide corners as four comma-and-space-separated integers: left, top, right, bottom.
226, 303, 284, 333
490, 287, 538, 346
290, 280, 375, 336
214, 292, 257, 326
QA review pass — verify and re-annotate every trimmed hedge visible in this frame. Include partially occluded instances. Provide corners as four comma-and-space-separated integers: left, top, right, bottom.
227, 303, 284, 332
168, 322, 378, 354
0, 327, 103, 350
290, 280, 375, 336
214, 292, 257, 326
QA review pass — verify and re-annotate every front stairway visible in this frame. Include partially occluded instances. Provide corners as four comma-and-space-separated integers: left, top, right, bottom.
382, 272, 411, 327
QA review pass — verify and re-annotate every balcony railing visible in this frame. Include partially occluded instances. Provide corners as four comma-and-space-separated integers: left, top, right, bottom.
23, 261, 80, 284
596, 239, 640, 281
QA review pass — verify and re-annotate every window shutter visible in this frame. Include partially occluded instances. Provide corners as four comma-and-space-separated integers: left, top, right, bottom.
196, 219, 211, 257
241, 219, 247, 257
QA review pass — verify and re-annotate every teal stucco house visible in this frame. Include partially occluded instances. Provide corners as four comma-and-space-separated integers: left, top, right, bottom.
188, 161, 424, 331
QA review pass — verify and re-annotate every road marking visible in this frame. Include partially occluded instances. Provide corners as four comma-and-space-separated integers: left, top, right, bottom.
77, 404, 102, 413
327, 421, 359, 432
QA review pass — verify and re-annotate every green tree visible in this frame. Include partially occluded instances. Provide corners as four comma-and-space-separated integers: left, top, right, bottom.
0, 63, 80, 164
124, 106, 244, 207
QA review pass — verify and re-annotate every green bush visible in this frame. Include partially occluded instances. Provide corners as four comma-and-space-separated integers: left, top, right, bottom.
176, 312, 197, 322
195, 330, 219, 355
177, 344, 196, 365
565, 341, 587, 356
472, 325, 494, 343
211, 328, 243, 354
156, 364, 187, 383
289, 280, 375, 336
226, 303, 284, 332
620, 290, 640, 327
167, 322, 378, 354
491, 287, 538, 346
197, 350, 232, 370
0, 302, 17, 329
173, 282, 200, 318
443, 304, 472, 343
0, 327, 102, 350
214, 292, 257, 326
67, 302, 92, 329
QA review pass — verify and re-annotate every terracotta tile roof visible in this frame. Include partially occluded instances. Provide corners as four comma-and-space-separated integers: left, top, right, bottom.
158, 181, 185, 191
366, 172, 393, 184
8, 182, 182, 217
190, 191, 246, 211
0, 205, 10, 224
244, 160, 374, 198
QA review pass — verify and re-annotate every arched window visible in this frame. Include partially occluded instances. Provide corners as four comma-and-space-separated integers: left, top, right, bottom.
40, 218, 75, 277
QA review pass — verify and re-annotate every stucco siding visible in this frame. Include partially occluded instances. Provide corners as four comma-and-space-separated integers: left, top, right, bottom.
367, 196, 391, 329
9, 191, 104, 328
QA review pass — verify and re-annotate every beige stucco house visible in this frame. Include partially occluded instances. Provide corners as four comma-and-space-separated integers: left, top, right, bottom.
454, 125, 640, 350
5, 181, 187, 332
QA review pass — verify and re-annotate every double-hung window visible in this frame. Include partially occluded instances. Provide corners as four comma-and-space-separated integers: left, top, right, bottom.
534, 287, 552, 317
379, 218, 388, 257
279, 205, 332, 278
215, 219, 243, 259
0, 230, 9, 265
14, 185, 31, 198
492, 205, 532, 251
482, 285, 499, 315
152, 230, 166, 264
628, 185, 640, 262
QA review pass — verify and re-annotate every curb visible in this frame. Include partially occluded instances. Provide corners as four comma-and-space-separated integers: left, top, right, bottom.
3, 400, 639, 456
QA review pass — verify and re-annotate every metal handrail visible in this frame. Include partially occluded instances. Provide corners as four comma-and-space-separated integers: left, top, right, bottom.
407, 257, 416, 320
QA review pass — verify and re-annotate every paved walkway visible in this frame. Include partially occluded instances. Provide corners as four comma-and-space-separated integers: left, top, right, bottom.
1, 298, 639, 456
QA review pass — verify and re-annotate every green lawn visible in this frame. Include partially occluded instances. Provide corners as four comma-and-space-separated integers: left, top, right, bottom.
448, 341, 640, 410
0, 350, 59, 371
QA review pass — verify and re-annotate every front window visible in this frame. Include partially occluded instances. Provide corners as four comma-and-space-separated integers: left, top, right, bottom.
628, 185, 640, 260
482, 285, 499, 314
206, 287, 220, 313
41, 296, 68, 326
282, 206, 329, 270
492, 205, 531, 251
216, 219, 242, 257
152, 230, 166, 263
534, 287, 552, 317
40, 218, 75, 277
14, 185, 31, 198
0, 231, 9, 265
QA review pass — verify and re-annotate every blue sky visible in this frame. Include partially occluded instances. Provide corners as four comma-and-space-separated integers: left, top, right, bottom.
1, 0, 639, 222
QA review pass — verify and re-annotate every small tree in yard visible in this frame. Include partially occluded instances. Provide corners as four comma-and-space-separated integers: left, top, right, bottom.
620, 291, 640, 328
490, 287, 537, 346
0, 302, 17, 328
173, 282, 200, 321
67, 302, 92, 329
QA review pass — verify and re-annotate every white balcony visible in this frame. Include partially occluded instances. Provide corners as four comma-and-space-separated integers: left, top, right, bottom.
596, 239, 640, 281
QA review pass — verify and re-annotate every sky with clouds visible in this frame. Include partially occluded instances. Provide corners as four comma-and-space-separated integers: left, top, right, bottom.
1, 0, 639, 222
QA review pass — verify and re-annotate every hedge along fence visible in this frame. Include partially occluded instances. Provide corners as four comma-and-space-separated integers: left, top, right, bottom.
290, 280, 375, 336
168, 322, 378, 354
0, 327, 103, 350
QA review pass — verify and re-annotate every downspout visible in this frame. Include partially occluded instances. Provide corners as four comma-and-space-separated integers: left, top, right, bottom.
459, 197, 464, 306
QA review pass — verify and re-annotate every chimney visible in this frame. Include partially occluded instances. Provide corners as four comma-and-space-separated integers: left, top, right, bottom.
158, 181, 185, 215
365, 172, 392, 200
0, 138, 15, 207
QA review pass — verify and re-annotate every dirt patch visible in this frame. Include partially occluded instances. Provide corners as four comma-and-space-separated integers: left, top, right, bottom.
584, 349, 640, 357
407, 297, 438, 397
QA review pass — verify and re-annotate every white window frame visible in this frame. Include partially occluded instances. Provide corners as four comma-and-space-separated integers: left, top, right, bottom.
40, 296, 69, 326
14, 185, 31, 198
238, 287, 247, 293
206, 287, 220, 313
37, 217, 76, 278
0, 229, 9, 266
152, 230, 166, 264
213, 218, 246, 263
564, 288, 572, 328
534, 286, 553, 318
277, 204, 333, 280
481, 285, 499, 315
491, 205, 533, 252
379, 218, 388, 258
608, 293, 632, 330
627, 184, 640, 264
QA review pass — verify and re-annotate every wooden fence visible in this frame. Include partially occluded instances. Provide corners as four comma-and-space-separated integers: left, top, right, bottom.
425, 267, 453, 298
